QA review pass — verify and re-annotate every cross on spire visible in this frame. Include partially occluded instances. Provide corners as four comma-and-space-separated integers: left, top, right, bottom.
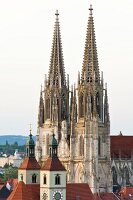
89, 4, 93, 16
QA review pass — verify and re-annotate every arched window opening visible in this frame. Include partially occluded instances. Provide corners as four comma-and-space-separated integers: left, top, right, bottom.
26, 148, 29, 157
46, 99, 50, 119
91, 96, 93, 115
55, 174, 60, 185
43, 174, 47, 184
98, 136, 101, 156
32, 174, 37, 183
79, 136, 84, 156
112, 167, 118, 185
79, 95, 84, 118
96, 92, 101, 118
20, 174, 23, 181
124, 167, 130, 186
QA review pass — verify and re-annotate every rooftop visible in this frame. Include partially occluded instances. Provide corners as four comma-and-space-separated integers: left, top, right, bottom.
19, 157, 40, 170
41, 157, 66, 171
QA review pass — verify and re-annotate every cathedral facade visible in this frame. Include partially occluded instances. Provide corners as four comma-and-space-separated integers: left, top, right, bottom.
35, 5, 112, 193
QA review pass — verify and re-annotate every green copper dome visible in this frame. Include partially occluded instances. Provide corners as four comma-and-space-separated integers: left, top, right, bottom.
26, 135, 35, 145
26, 130, 35, 158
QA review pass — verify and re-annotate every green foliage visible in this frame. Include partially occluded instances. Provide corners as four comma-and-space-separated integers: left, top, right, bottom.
4, 163, 10, 168
0, 142, 25, 156
3, 166, 18, 181
0, 173, 4, 180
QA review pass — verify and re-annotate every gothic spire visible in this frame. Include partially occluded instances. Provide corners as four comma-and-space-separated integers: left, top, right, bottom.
48, 10, 66, 88
38, 85, 44, 127
81, 5, 100, 84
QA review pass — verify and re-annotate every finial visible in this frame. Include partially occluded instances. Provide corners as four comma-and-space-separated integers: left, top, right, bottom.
89, 4, 93, 16
55, 10, 59, 20
29, 124, 32, 137
53, 133, 55, 138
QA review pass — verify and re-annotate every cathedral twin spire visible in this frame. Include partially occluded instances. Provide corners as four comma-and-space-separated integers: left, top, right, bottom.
48, 5, 100, 87
48, 10, 66, 88
81, 5, 100, 84
38, 5, 109, 126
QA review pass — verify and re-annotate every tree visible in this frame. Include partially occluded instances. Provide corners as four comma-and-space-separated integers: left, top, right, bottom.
3, 166, 18, 181
4, 163, 10, 168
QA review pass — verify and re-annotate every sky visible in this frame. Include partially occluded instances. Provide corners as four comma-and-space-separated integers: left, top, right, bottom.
0, 0, 133, 136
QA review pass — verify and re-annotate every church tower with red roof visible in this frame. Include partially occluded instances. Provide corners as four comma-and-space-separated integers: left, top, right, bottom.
18, 129, 40, 185
40, 134, 66, 200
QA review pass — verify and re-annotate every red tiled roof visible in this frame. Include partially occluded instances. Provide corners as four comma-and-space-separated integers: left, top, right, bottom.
66, 183, 95, 200
111, 135, 133, 158
100, 192, 119, 200
94, 193, 102, 200
26, 184, 40, 200
120, 186, 133, 199
19, 157, 40, 170
7, 181, 40, 200
7, 181, 32, 200
41, 157, 66, 171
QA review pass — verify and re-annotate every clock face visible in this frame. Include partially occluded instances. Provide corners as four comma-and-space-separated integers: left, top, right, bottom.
53, 191, 63, 200
42, 192, 48, 200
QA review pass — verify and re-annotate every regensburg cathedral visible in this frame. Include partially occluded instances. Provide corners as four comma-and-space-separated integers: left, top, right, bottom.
35, 5, 112, 193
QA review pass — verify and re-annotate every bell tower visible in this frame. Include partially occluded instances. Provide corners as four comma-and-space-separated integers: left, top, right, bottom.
18, 128, 40, 185
40, 134, 66, 200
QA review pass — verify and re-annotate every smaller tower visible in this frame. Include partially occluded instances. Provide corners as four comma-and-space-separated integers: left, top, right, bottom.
18, 128, 40, 185
40, 134, 66, 200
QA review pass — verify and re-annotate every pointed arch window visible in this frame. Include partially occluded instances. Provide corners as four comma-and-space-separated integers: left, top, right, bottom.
79, 135, 84, 156
26, 148, 29, 157
112, 167, 118, 185
43, 174, 47, 184
32, 174, 37, 183
55, 174, 60, 185
98, 136, 101, 156
79, 94, 84, 118
46, 98, 50, 119
20, 174, 23, 181
96, 92, 101, 118
91, 96, 94, 115
124, 166, 130, 186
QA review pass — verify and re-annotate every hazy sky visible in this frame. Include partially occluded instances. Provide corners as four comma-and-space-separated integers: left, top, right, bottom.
0, 0, 133, 136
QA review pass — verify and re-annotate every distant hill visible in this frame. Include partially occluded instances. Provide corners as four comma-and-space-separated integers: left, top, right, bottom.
0, 135, 36, 146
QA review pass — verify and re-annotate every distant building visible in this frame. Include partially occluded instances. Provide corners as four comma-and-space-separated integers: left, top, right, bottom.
111, 134, 133, 191
0, 150, 23, 168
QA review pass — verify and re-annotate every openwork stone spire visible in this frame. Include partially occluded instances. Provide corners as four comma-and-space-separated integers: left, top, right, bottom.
48, 10, 66, 87
81, 5, 100, 84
